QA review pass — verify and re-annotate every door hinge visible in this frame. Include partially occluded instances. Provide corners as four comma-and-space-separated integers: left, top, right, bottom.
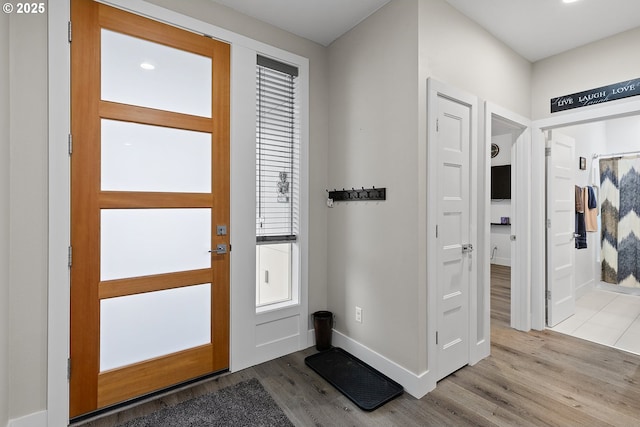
436, 331, 438, 345
68, 21, 72, 43
67, 358, 71, 380
68, 246, 72, 268
546, 219, 551, 228
435, 225, 438, 238
545, 147, 551, 157
546, 290, 551, 300
436, 118, 439, 132
68, 134, 73, 156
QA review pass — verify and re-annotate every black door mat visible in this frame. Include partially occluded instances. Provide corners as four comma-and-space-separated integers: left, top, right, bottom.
305, 347, 403, 411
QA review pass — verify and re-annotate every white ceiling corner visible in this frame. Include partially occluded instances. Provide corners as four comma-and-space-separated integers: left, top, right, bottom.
208, 0, 640, 62
207, 0, 391, 46
443, 0, 640, 62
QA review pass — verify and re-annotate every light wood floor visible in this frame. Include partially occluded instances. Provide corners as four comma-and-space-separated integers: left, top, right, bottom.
76, 265, 640, 426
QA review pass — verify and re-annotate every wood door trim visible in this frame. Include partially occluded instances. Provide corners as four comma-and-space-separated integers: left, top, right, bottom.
70, 0, 101, 416
210, 41, 230, 371
100, 101, 213, 133
97, 344, 215, 408
98, 3, 214, 57
99, 192, 214, 209
99, 269, 213, 299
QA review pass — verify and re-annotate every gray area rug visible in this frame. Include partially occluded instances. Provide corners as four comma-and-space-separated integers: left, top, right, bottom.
118, 378, 294, 427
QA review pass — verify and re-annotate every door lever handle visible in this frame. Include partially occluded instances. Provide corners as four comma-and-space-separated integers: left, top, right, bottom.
462, 243, 473, 254
209, 244, 228, 255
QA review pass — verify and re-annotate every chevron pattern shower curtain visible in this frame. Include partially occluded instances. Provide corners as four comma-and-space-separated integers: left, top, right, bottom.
600, 157, 640, 288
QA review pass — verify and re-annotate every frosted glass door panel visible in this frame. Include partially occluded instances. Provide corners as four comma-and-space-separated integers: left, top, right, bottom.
100, 283, 211, 371
101, 29, 212, 117
101, 120, 211, 193
101, 209, 211, 281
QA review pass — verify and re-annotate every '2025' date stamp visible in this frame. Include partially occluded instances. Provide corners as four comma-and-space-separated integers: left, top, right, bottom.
3, 2, 46, 14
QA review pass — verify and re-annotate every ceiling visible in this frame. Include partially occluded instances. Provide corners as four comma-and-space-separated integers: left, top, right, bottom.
445, 0, 640, 62
208, 0, 640, 62
207, 0, 390, 47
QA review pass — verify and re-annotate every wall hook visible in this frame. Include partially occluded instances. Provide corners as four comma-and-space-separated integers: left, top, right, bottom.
326, 187, 386, 202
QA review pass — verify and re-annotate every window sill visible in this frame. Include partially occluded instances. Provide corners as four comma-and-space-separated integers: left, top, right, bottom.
256, 299, 299, 315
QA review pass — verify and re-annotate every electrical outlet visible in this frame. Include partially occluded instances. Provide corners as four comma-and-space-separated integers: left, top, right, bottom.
355, 306, 362, 323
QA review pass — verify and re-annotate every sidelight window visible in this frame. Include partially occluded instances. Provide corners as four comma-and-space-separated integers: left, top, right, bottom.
255, 55, 299, 308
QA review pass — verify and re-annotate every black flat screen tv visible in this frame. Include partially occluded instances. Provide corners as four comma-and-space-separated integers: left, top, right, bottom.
491, 165, 511, 199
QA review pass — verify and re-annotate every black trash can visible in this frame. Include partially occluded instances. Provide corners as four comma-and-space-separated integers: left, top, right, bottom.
313, 311, 333, 351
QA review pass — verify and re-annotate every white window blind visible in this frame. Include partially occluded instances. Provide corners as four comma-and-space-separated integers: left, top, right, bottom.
256, 56, 299, 243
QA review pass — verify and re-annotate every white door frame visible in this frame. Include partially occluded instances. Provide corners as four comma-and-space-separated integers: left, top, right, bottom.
427, 79, 484, 381
531, 99, 640, 330
485, 103, 531, 332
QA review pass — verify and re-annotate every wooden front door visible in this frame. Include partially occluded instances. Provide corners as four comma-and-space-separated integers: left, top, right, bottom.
70, 0, 230, 417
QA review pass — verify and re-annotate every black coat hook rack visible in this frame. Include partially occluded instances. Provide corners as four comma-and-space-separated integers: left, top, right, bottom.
326, 186, 386, 202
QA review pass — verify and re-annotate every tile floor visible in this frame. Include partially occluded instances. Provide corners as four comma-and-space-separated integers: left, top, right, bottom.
549, 287, 640, 355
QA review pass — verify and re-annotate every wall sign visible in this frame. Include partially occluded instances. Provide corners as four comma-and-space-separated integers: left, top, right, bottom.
550, 78, 640, 113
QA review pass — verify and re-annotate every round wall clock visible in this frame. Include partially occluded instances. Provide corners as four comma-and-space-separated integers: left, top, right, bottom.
491, 143, 500, 158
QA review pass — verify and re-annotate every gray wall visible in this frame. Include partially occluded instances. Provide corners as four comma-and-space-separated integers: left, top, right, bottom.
531, 27, 640, 120
327, 0, 533, 375
328, 0, 421, 372
419, 0, 532, 118
6, 7, 49, 421
1, 9, 10, 427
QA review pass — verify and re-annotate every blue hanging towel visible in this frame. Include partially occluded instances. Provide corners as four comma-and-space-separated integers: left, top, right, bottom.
587, 185, 597, 209
575, 212, 587, 249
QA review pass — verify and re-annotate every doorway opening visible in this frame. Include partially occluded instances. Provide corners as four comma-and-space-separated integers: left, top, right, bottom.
486, 106, 529, 333
544, 114, 640, 355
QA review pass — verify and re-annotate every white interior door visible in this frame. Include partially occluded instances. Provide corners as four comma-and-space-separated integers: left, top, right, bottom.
435, 94, 472, 380
546, 130, 576, 327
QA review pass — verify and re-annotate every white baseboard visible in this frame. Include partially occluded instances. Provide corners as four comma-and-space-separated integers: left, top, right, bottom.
307, 328, 315, 347
8, 410, 46, 427
329, 330, 434, 399
576, 278, 594, 299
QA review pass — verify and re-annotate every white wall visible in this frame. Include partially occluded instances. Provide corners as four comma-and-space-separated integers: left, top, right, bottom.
531, 27, 640, 121
557, 123, 608, 296
6, 7, 49, 422
605, 115, 640, 153
0, 10, 10, 427
490, 133, 512, 266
